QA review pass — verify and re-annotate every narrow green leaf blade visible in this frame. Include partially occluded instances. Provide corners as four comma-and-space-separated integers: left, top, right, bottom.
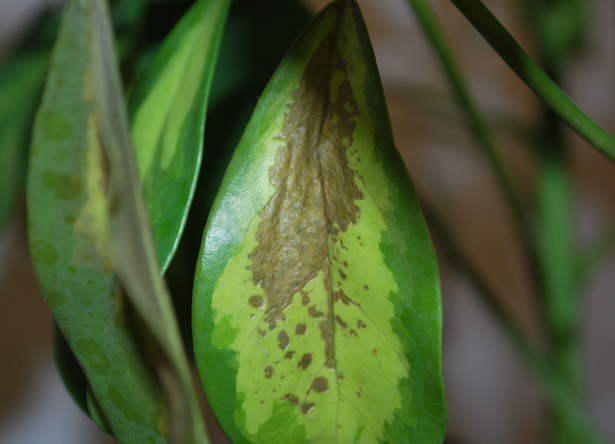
129, 0, 231, 271
28, 0, 207, 442
193, 1, 447, 443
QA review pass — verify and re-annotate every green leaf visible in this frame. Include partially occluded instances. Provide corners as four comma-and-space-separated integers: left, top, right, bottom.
27, 0, 209, 442
128, 0, 231, 272
54, 324, 89, 415
193, 1, 447, 443
0, 51, 48, 230
449, 0, 615, 162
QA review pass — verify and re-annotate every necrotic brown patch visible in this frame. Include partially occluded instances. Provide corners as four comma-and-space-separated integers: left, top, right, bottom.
278, 330, 290, 351
335, 316, 348, 328
248, 295, 264, 309
301, 402, 316, 414
298, 353, 313, 370
309, 306, 325, 318
264, 366, 273, 379
296, 323, 307, 335
283, 394, 300, 407
247, 24, 363, 371
311, 377, 329, 393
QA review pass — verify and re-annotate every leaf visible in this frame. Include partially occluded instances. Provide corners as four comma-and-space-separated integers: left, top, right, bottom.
27, 0, 211, 442
192, 1, 447, 443
0, 51, 48, 230
128, 0, 231, 271
51, 0, 230, 420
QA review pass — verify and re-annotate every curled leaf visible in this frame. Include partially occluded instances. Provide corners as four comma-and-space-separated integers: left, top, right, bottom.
28, 0, 212, 442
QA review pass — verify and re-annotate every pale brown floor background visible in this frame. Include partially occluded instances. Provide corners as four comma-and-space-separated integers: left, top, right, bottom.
1, 0, 614, 443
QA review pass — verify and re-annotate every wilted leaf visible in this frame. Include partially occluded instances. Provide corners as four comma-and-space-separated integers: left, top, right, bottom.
129, 0, 231, 271
27, 0, 210, 442
193, 1, 447, 443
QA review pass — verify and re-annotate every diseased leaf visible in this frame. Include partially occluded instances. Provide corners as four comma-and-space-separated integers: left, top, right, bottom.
27, 0, 210, 442
129, 0, 231, 271
52, 0, 231, 422
193, 1, 447, 443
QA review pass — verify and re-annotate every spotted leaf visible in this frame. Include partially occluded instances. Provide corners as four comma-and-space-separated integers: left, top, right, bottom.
27, 0, 209, 442
193, 1, 447, 443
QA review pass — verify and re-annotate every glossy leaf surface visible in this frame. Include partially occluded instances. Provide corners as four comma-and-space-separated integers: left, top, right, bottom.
129, 0, 231, 272
193, 1, 446, 443
27, 0, 208, 442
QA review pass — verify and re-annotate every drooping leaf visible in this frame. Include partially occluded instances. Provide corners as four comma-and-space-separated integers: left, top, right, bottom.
0, 51, 48, 230
51, 0, 231, 426
129, 0, 231, 272
27, 0, 209, 442
193, 1, 447, 443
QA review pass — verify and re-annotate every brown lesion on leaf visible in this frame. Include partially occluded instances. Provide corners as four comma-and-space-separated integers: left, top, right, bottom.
301, 402, 315, 414
298, 353, 313, 370
335, 316, 348, 329
277, 330, 290, 351
295, 323, 307, 336
311, 377, 330, 394
264, 366, 274, 379
248, 23, 362, 376
248, 295, 264, 309
283, 393, 300, 407
309, 306, 325, 318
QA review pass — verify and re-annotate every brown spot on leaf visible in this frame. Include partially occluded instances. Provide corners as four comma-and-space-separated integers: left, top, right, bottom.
309, 306, 325, 318
295, 323, 307, 336
338, 270, 347, 280
301, 403, 315, 414
311, 377, 329, 393
343, 261, 348, 268
363, 285, 369, 291
335, 316, 348, 328
349, 330, 358, 337
334, 289, 355, 306
298, 354, 312, 370
320, 320, 335, 369
283, 394, 300, 407
285, 351, 296, 360
257, 328, 267, 338
248, 295, 264, 309
278, 330, 290, 351
300, 290, 310, 306
357, 319, 366, 329
264, 367, 273, 379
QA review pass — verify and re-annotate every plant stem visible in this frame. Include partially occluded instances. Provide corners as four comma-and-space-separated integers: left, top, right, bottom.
422, 205, 605, 444
405, 0, 543, 300
447, 0, 615, 162
524, 1, 583, 440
